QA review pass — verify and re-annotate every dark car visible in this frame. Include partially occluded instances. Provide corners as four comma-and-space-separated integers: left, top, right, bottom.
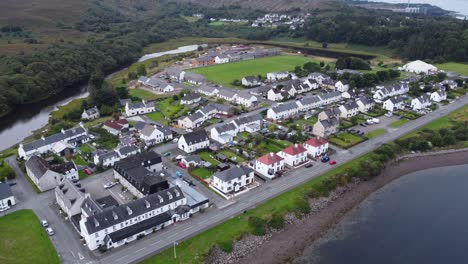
360, 123, 367, 127
321, 156, 330, 162
305, 163, 313, 168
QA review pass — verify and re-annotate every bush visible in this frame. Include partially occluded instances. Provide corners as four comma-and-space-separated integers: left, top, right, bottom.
268, 213, 284, 229
0, 164, 15, 180
217, 239, 233, 253
293, 196, 311, 216
248, 216, 267, 236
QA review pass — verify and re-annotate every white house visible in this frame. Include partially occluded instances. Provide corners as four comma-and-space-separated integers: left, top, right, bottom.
303, 78, 320, 90
178, 112, 205, 129
373, 83, 409, 101
241, 76, 261, 87
217, 90, 238, 102
317, 91, 342, 105
25, 156, 78, 192
184, 72, 205, 86
178, 130, 210, 153
139, 124, 165, 146
430, 89, 447, 102
210, 123, 237, 144
81, 106, 100, 120
411, 94, 431, 110
211, 165, 254, 194
215, 55, 229, 64
235, 92, 258, 107
383, 96, 405, 112
125, 100, 155, 117
232, 114, 262, 133
400, 60, 438, 74
296, 95, 322, 112
267, 88, 286, 101
166, 67, 183, 82
356, 96, 375, 112
180, 93, 202, 105
440, 79, 458, 89
255, 152, 285, 179
308, 72, 330, 84
267, 71, 289, 81
138, 76, 174, 93
267, 102, 300, 121
338, 102, 359, 118
116, 145, 140, 159
197, 86, 219, 97
0, 182, 15, 211
103, 119, 129, 136
303, 137, 329, 157
55, 179, 87, 217
278, 144, 308, 167
335, 80, 350, 92
93, 150, 120, 167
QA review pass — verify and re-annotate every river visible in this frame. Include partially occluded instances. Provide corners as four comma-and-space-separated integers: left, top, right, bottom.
373, 0, 468, 18
0, 44, 202, 151
295, 164, 468, 264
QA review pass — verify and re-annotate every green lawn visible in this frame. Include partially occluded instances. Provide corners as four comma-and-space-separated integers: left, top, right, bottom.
209, 21, 248, 26
220, 149, 246, 163
197, 151, 219, 166
296, 117, 318, 127
257, 138, 292, 155
191, 167, 212, 179
0, 210, 60, 264
389, 119, 409, 128
394, 110, 420, 120
434, 62, 468, 76
51, 98, 85, 120
366, 128, 386, 139
146, 112, 168, 125
72, 155, 87, 166
329, 133, 366, 149
78, 170, 88, 180
129, 89, 160, 101
189, 55, 317, 87
158, 98, 183, 118
79, 144, 94, 154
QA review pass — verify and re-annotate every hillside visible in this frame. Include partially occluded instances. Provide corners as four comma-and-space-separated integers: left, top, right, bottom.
169, 0, 334, 11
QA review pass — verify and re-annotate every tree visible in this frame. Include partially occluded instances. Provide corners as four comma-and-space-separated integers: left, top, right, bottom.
136, 64, 147, 77
127, 72, 137, 80
322, 42, 328, 49
116, 86, 129, 99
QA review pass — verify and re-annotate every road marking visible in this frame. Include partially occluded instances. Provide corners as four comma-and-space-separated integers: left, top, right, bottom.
151, 241, 161, 246
78, 252, 84, 260
70, 251, 75, 258
168, 233, 179, 239
135, 247, 145, 253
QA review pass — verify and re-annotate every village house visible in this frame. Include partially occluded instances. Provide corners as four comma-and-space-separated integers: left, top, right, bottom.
211, 103, 235, 116
308, 72, 330, 84
137, 76, 174, 93
125, 100, 155, 117
302, 78, 319, 90
334, 80, 350, 93
25, 156, 78, 192
178, 130, 210, 153
373, 83, 409, 101
267, 88, 287, 101
296, 95, 322, 112
178, 112, 205, 129
211, 165, 254, 194
278, 144, 308, 167
183, 72, 206, 86
192, 56, 215, 67
235, 92, 258, 107
93, 150, 120, 167
180, 93, 202, 105
430, 89, 447, 102
267, 102, 300, 120
317, 91, 342, 105
356, 96, 375, 112
440, 79, 458, 89
255, 152, 285, 179
81, 106, 100, 120
241, 76, 261, 87
383, 96, 405, 112
232, 114, 262, 133
181, 155, 204, 168
338, 102, 359, 118
341, 89, 358, 99
210, 123, 237, 144
0, 182, 15, 212
267, 71, 289, 82
214, 55, 230, 64
165, 67, 183, 82
116, 145, 140, 159
411, 94, 432, 110
139, 124, 166, 146
103, 119, 129, 136
197, 86, 219, 97
400, 60, 438, 74
320, 78, 336, 89
18, 124, 89, 160
303, 137, 329, 157
55, 178, 88, 218
313, 117, 340, 138
250, 85, 273, 97
217, 89, 238, 102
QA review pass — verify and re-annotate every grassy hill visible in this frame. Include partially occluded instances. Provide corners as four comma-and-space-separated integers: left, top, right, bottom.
170, 0, 334, 11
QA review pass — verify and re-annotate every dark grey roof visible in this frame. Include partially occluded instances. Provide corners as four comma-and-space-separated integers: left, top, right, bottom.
0, 182, 13, 200
357, 96, 375, 105
85, 106, 99, 115
243, 76, 259, 82
181, 93, 201, 102
341, 102, 359, 111
25, 156, 50, 179
232, 114, 262, 127
52, 161, 77, 174
299, 95, 321, 106
187, 111, 205, 122
214, 123, 237, 134
184, 72, 205, 82
318, 91, 341, 100
214, 165, 253, 182
83, 186, 184, 234
158, 125, 172, 137
319, 117, 340, 128
198, 105, 216, 116
196, 56, 214, 62
198, 85, 217, 94
271, 102, 298, 113
182, 130, 209, 146
55, 179, 86, 209
218, 89, 237, 99
117, 145, 139, 156
22, 127, 87, 152
184, 155, 203, 164
210, 103, 234, 114
127, 101, 155, 110
120, 99, 131, 106
415, 94, 431, 104
166, 67, 182, 77
107, 212, 172, 243
389, 96, 405, 104
96, 150, 119, 161
134, 121, 146, 131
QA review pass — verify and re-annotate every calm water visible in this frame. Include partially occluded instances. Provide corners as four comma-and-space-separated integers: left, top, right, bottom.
374, 0, 468, 17
0, 45, 201, 151
296, 164, 468, 264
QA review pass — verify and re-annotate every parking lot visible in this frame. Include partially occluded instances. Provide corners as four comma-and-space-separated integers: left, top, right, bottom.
81, 171, 134, 205
348, 115, 400, 134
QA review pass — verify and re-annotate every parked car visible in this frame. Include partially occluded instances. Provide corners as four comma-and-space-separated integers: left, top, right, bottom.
163, 152, 171, 157
104, 182, 117, 189
321, 156, 330, 163
329, 160, 337, 165
305, 163, 313, 168
42, 220, 49, 227
46, 227, 55, 236
218, 120, 224, 123
177, 162, 187, 169
172, 138, 179, 143
360, 123, 367, 127
83, 168, 92, 175
385, 112, 393, 117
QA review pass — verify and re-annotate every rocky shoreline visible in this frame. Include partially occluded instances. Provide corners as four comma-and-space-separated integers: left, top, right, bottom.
206, 149, 468, 264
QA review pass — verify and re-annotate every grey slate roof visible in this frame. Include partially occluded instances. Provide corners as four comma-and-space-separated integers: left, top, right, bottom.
166, 67, 182, 77
198, 85, 217, 94
341, 102, 359, 111
117, 145, 139, 156
52, 161, 77, 174
120, 99, 132, 106
357, 96, 375, 105
181, 93, 201, 102
184, 72, 205, 83
243, 76, 259, 82
107, 212, 172, 243
22, 126, 87, 152
389, 96, 405, 104
211, 103, 234, 114
214, 165, 253, 182
97, 150, 119, 161
134, 121, 146, 131
319, 117, 339, 128
25, 156, 51, 179
214, 123, 237, 134
55, 179, 86, 209
187, 111, 205, 122
82, 186, 184, 234
85, 106, 99, 116
299, 95, 321, 106
182, 130, 209, 146
232, 114, 262, 127
141, 124, 156, 137
0, 182, 13, 200
271, 102, 298, 113
217, 89, 237, 99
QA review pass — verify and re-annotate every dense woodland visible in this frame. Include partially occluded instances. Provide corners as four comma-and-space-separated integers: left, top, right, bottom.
0, 1, 467, 117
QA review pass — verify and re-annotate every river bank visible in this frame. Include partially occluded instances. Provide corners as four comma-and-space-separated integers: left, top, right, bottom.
207, 149, 468, 264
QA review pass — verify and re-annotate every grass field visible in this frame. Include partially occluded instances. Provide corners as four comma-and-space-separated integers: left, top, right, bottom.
191, 167, 212, 179
209, 21, 248, 26
435, 62, 468, 76
389, 119, 409, 128
146, 112, 168, 125
0, 210, 60, 264
257, 138, 292, 155
198, 151, 219, 166
129, 89, 164, 101
51, 98, 85, 120
366, 128, 386, 139
329, 133, 366, 149
190, 55, 316, 87
219, 149, 246, 163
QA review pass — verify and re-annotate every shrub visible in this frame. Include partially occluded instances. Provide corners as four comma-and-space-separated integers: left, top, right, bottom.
248, 216, 267, 236
217, 239, 233, 253
293, 196, 311, 216
268, 213, 285, 230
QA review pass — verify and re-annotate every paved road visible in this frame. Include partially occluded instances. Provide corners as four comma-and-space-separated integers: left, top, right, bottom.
4, 95, 466, 264
97, 96, 468, 264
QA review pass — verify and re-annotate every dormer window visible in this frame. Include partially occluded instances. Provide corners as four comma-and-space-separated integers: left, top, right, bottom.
94, 218, 99, 227
174, 189, 180, 197
145, 200, 150, 208
112, 211, 118, 220
158, 195, 163, 203
167, 192, 173, 199
126, 206, 132, 215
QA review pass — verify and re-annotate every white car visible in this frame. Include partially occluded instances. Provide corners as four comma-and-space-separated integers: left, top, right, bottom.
42, 220, 49, 227
46, 227, 55, 236
104, 182, 117, 189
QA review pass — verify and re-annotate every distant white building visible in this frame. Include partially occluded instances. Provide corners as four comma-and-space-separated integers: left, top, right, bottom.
0, 182, 15, 211
400, 60, 438, 74
411, 94, 431, 110
430, 89, 447, 102
383, 96, 405, 112
215, 55, 229, 64
93, 150, 120, 168
241, 76, 261, 87
334, 80, 350, 93
81, 106, 100, 120
356, 96, 375, 113
235, 93, 258, 107
211, 165, 254, 194
267, 102, 299, 120
267, 71, 289, 81
178, 130, 210, 153
125, 100, 155, 117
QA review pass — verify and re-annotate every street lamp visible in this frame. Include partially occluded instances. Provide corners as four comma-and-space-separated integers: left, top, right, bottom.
173, 241, 178, 259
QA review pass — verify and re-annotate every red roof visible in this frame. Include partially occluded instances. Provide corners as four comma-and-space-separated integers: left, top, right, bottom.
116, 119, 128, 125
257, 153, 284, 165
281, 144, 307, 156
304, 137, 328, 147
103, 120, 124, 131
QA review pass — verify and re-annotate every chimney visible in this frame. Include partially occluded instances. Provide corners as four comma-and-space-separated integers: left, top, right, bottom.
41, 136, 45, 141
126, 206, 132, 215
112, 211, 118, 220
145, 200, 150, 208
61, 128, 65, 134
167, 192, 173, 200
269, 152, 274, 157
158, 195, 163, 203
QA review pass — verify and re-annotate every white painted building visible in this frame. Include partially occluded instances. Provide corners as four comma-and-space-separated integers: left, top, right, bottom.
267, 71, 289, 81
267, 102, 300, 121
382, 96, 405, 112
0, 182, 15, 212
178, 130, 210, 153
254, 152, 285, 179
278, 144, 308, 167
430, 89, 447, 102
235, 93, 258, 107
335, 80, 350, 92
303, 137, 329, 157
411, 94, 431, 110
338, 102, 359, 118
125, 100, 156, 117
400, 60, 438, 74
356, 96, 375, 113
211, 165, 254, 194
